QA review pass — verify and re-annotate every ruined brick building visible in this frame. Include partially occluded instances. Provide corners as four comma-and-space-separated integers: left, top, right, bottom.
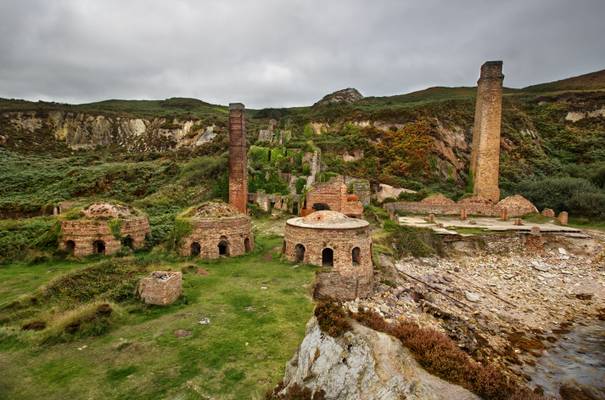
471, 61, 504, 203
284, 210, 373, 300
179, 201, 253, 259
60, 202, 150, 257
229, 103, 248, 214
300, 176, 363, 218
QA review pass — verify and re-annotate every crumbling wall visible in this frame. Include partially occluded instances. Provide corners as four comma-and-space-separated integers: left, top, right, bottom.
301, 176, 363, 217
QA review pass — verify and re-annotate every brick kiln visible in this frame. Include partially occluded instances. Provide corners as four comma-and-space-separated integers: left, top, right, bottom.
60, 202, 150, 257
284, 210, 373, 300
179, 201, 253, 259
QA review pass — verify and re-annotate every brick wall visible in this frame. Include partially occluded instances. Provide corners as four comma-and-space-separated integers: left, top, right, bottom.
301, 176, 363, 217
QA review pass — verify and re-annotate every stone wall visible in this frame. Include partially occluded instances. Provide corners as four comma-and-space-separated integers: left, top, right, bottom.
301, 176, 363, 217
180, 216, 253, 259
228, 103, 248, 214
60, 216, 150, 257
470, 61, 504, 202
385, 194, 537, 218
283, 224, 373, 300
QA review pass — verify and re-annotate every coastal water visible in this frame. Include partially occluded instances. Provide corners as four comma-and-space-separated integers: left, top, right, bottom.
523, 320, 605, 399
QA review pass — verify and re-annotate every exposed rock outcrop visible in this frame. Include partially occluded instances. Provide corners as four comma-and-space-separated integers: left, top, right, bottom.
314, 88, 363, 107
2, 111, 220, 152
279, 317, 480, 400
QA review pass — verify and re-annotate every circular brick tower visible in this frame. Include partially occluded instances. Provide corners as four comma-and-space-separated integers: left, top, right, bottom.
284, 210, 373, 300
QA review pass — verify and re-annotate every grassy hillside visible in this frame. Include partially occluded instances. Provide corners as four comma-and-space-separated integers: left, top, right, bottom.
0, 235, 316, 399
523, 68, 605, 93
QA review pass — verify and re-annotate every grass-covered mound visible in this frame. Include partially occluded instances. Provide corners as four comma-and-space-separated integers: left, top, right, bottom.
0, 235, 317, 399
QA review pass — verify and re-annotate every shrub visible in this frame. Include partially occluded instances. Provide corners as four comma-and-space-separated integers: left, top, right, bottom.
514, 177, 605, 217
568, 191, 605, 218
313, 301, 351, 338
384, 221, 441, 257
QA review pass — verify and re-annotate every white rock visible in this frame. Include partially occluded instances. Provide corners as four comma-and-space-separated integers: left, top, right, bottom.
280, 317, 480, 400
464, 291, 481, 303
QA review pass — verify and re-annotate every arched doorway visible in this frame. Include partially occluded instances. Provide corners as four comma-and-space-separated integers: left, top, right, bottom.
218, 236, 230, 256
244, 237, 251, 253
295, 243, 305, 263
65, 240, 75, 254
191, 242, 201, 256
121, 235, 134, 249
352, 247, 361, 266
322, 248, 333, 267
93, 240, 106, 255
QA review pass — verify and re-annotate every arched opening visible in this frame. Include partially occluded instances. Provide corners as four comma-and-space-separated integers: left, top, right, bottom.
313, 202, 330, 211
65, 240, 75, 254
322, 248, 333, 267
218, 236, 230, 256
190, 242, 201, 256
92, 240, 106, 255
244, 237, 251, 253
352, 247, 361, 266
121, 235, 134, 249
295, 244, 305, 263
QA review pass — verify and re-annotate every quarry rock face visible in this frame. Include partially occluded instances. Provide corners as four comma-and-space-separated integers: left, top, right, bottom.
280, 317, 480, 400
313, 88, 363, 106
2, 110, 219, 152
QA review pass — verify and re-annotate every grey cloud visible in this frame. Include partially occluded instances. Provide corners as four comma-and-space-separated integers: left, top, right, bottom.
0, 0, 604, 108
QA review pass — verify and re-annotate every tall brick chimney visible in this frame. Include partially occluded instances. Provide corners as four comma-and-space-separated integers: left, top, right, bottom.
470, 61, 504, 203
228, 103, 247, 214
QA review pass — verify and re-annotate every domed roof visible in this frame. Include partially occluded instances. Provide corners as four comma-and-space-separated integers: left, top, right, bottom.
82, 202, 132, 219
287, 210, 369, 229
182, 201, 243, 219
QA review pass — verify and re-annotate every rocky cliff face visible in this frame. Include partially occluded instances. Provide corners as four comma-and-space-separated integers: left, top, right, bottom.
0, 111, 220, 152
314, 88, 364, 107
279, 317, 480, 400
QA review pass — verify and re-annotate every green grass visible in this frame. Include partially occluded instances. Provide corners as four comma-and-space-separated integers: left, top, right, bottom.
0, 235, 317, 399
0, 260, 88, 308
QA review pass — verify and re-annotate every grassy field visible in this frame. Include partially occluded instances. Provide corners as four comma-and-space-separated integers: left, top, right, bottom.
0, 235, 317, 399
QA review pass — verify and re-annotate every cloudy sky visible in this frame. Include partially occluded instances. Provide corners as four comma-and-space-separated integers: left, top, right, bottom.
1, 0, 604, 108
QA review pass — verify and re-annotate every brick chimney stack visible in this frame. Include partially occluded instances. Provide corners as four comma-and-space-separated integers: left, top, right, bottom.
470, 61, 504, 203
228, 103, 247, 214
